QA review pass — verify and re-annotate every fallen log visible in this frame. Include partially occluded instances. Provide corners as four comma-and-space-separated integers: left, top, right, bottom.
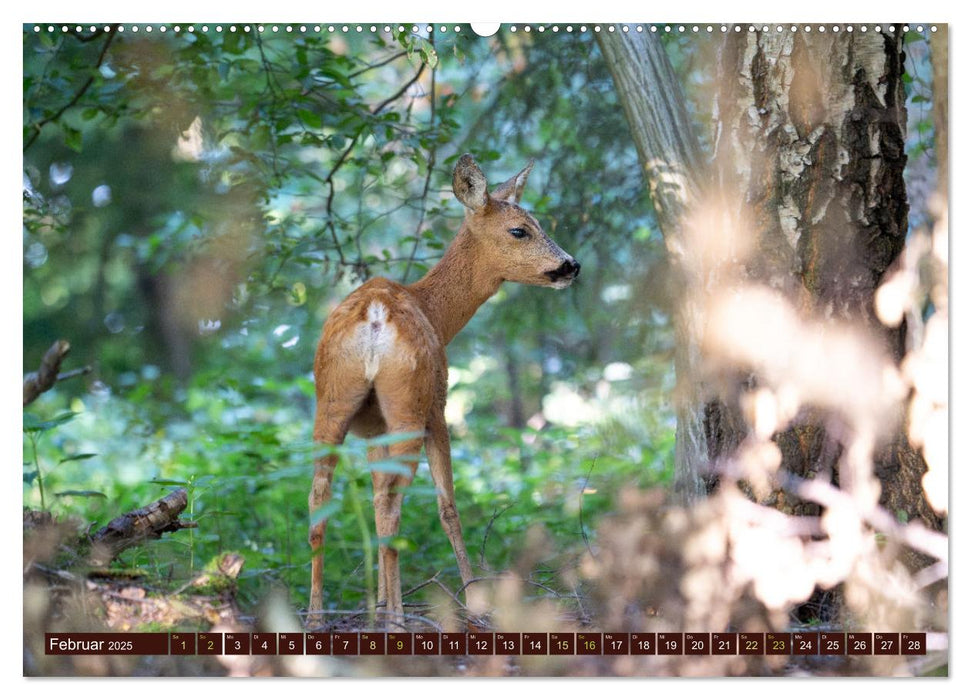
89, 488, 197, 565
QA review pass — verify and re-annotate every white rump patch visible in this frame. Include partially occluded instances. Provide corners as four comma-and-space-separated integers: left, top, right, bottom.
358, 301, 396, 382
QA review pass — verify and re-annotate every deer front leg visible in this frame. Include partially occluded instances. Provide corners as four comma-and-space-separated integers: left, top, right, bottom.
425, 411, 476, 602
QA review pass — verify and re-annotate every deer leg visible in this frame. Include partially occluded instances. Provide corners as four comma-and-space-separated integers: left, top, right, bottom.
308, 422, 341, 628
371, 431, 422, 626
425, 411, 476, 601
308, 388, 367, 628
366, 444, 391, 608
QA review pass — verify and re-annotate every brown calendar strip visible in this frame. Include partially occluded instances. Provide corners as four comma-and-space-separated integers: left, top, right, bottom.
45, 633, 169, 655
42, 631, 928, 656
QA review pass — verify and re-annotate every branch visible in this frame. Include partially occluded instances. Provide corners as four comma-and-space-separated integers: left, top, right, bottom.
24, 25, 118, 151
782, 474, 948, 564
56, 366, 93, 383
320, 60, 428, 276
347, 50, 409, 78
23, 339, 91, 406
402, 48, 437, 284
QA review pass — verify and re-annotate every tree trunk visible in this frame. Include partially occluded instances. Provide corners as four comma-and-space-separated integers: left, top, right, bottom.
595, 31, 712, 502
598, 28, 942, 533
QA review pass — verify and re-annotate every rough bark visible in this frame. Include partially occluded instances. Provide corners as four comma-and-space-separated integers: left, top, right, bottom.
712, 28, 941, 533
598, 28, 942, 536
90, 488, 196, 565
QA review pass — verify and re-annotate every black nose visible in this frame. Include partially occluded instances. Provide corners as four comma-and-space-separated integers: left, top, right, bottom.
546, 258, 581, 282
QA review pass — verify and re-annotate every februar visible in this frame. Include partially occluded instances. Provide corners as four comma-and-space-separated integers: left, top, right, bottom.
48, 636, 104, 652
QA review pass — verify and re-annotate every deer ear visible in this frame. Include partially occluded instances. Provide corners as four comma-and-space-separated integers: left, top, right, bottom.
452, 154, 489, 211
491, 160, 533, 204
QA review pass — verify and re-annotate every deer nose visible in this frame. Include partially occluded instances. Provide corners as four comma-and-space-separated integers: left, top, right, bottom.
546, 258, 581, 283
559, 258, 580, 277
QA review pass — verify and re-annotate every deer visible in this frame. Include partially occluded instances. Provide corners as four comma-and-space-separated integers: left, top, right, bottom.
308, 154, 580, 627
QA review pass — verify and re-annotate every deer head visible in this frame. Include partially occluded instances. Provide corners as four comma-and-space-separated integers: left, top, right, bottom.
452, 154, 580, 289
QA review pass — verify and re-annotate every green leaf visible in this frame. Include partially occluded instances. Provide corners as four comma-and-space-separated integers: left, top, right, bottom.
59, 453, 98, 464
289, 282, 307, 306
23, 411, 77, 434
222, 30, 242, 54
297, 108, 322, 130
364, 431, 424, 447
24, 470, 38, 486
55, 490, 107, 499
420, 44, 438, 69
63, 125, 82, 152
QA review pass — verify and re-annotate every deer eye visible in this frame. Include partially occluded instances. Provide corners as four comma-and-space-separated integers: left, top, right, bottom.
508, 227, 530, 239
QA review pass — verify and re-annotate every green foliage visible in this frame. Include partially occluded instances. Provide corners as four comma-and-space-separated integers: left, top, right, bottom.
23, 25, 680, 615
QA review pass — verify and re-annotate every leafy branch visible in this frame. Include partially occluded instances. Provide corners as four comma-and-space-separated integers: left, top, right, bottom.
24, 25, 118, 152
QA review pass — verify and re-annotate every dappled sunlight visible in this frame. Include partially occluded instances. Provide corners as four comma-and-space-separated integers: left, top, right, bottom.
173, 116, 204, 162
705, 284, 905, 438
542, 382, 604, 426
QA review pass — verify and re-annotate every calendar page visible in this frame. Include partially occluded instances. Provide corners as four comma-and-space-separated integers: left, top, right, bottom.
22, 13, 949, 680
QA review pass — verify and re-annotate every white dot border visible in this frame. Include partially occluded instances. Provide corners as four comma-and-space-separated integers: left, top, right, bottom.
26, 23, 942, 35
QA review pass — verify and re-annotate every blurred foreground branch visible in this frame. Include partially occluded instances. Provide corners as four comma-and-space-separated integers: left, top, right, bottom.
785, 474, 948, 571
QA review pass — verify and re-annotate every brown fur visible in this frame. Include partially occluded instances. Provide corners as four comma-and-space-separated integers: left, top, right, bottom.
308, 155, 578, 626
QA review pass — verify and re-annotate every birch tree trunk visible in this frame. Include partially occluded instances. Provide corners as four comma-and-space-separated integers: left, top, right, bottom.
712, 28, 943, 532
598, 28, 942, 533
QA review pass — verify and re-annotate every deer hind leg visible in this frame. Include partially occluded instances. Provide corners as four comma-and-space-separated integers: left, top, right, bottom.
370, 377, 429, 625
370, 432, 422, 626
425, 411, 476, 604
366, 443, 391, 608
308, 386, 369, 628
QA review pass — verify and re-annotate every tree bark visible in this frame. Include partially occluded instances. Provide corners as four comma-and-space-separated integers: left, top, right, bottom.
712, 28, 943, 531
90, 488, 196, 565
598, 28, 942, 533
596, 31, 712, 502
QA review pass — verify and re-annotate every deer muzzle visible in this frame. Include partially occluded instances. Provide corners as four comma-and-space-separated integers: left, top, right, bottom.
545, 258, 581, 288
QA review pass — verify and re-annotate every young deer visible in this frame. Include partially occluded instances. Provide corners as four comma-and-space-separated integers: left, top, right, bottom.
308, 154, 579, 626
